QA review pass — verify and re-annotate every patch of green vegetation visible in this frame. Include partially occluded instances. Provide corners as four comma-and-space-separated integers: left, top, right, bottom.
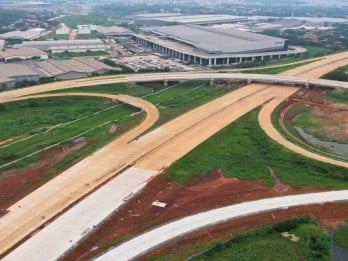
326, 89, 348, 104
57, 15, 114, 28
48, 112, 145, 175
292, 106, 321, 129
335, 224, 348, 248
0, 96, 139, 171
167, 109, 348, 188
322, 64, 348, 83
36, 32, 68, 41
189, 217, 331, 261
304, 46, 333, 58
76, 30, 105, 40
0, 97, 111, 141
272, 103, 347, 162
51, 50, 109, 59
243, 61, 314, 74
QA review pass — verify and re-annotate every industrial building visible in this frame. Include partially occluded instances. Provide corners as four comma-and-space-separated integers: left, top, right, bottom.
14, 39, 108, 53
0, 47, 48, 62
130, 13, 247, 26
56, 28, 70, 35
95, 26, 132, 37
0, 57, 115, 89
0, 63, 40, 84
133, 25, 305, 66
0, 28, 46, 40
0, 77, 16, 88
31, 57, 115, 80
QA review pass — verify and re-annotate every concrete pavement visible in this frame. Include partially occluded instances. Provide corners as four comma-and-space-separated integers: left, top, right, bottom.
3, 167, 158, 261
96, 190, 348, 261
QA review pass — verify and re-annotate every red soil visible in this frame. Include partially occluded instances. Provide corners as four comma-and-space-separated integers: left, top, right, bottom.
0, 141, 87, 210
282, 87, 348, 142
63, 169, 333, 261
144, 202, 348, 260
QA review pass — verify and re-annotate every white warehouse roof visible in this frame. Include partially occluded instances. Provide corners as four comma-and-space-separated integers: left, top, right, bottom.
143, 25, 287, 54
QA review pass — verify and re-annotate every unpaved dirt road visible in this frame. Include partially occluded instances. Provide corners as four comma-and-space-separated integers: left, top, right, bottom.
0, 52, 347, 257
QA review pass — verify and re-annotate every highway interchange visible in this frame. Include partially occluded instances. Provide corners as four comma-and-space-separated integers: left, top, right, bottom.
0, 51, 348, 260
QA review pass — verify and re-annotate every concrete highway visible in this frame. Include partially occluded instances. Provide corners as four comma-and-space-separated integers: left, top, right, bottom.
4, 167, 159, 261
96, 190, 348, 261
0, 51, 347, 258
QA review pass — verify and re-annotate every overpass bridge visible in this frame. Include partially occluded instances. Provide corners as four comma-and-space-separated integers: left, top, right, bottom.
119, 72, 348, 89
74, 72, 348, 91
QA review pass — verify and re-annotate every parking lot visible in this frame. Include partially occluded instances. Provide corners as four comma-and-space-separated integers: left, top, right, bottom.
119, 55, 196, 71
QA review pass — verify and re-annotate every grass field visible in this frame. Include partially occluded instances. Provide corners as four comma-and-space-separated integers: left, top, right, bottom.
36, 32, 68, 41
57, 14, 114, 28
51, 50, 109, 59
0, 96, 139, 171
186, 217, 331, 261
167, 109, 348, 188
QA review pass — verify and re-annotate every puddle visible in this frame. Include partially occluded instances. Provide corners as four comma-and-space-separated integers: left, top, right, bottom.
295, 127, 348, 158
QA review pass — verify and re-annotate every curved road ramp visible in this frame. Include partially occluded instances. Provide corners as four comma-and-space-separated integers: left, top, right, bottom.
96, 190, 348, 261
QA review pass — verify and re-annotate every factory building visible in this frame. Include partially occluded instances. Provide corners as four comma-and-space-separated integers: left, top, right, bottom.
0, 28, 46, 40
0, 63, 40, 83
31, 57, 115, 80
14, 39, 108, 53
0, 57, 115, 89
95, 26, 132, 37
133, 25, 305, 66
0, 47, 48, 62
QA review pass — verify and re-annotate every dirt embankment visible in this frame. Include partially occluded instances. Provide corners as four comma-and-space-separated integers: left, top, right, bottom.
63, 169, 334, 261
143, 202, 348, 261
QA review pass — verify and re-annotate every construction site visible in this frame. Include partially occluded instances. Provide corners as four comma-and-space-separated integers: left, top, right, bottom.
0, 51, 347, 260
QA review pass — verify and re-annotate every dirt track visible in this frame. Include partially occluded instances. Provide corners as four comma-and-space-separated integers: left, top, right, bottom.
0, 52, 347, 256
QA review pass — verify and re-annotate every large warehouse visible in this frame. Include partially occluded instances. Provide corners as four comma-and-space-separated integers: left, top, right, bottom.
14, 39, 108, 53
134, 25, 305, 66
